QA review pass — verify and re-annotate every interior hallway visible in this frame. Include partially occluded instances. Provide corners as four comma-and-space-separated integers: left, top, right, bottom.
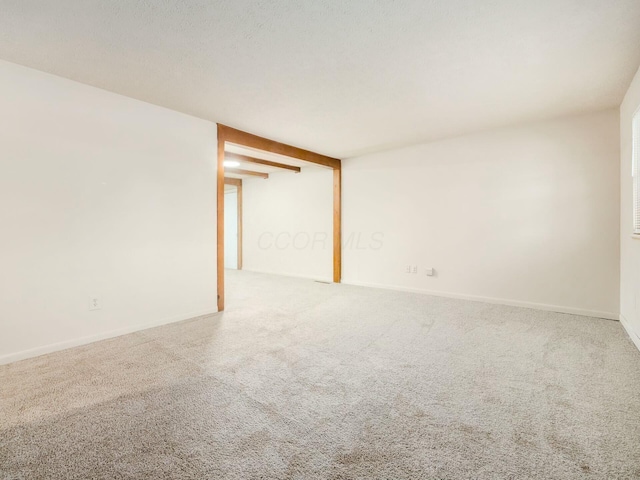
1, 270, 639, 479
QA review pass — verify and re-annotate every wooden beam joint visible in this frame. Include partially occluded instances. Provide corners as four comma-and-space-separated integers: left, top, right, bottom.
225, 152, 301, 173
218, 124, 341, 169
224, 167, 269, 179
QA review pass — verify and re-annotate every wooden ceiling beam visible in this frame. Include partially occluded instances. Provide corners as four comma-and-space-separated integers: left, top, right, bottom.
223, 177, 243, 186
225, 152, 301, 173
224, 167, 269, 179
218, 124, 341, 170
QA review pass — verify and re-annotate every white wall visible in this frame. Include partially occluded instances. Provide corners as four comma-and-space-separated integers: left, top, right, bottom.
0, 60, 218, 364
343, 110, 620, 319
620, 65, 640, 350
224, 190, 238, 269
242, 167, 333, 281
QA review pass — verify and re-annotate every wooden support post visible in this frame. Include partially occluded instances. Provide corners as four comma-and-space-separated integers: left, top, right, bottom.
237, 181, 243, 270
217, 133, 225, 311
333, 167, 342, 283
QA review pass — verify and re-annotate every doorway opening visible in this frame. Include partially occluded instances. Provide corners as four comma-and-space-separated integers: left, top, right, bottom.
216, 124, 342, 311
223, 178, 242, 270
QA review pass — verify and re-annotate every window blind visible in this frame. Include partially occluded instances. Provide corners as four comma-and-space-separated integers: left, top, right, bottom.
634, 109, 640, 235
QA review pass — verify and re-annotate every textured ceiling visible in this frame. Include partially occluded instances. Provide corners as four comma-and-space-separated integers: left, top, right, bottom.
1, 0, 640, 158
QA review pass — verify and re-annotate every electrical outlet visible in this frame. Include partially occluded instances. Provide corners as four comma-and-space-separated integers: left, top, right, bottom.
405, 265, 412, 274
412, 265, 418, 274
89, 296, 101, 311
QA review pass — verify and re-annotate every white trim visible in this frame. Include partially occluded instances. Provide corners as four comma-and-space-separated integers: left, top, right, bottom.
0, 308, 218, 366
341, 279, 619, 320
620, 314, 640, 352
632, 106, 640, 234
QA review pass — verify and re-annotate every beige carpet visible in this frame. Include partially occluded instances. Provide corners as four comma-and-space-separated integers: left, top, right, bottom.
1, 270, 640, 479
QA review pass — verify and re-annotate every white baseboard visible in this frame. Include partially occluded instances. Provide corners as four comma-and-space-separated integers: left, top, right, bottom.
239, 268, 333, 284
0, 308, 218, 366
341, 279, 619, 320
620, 314, 640, 352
